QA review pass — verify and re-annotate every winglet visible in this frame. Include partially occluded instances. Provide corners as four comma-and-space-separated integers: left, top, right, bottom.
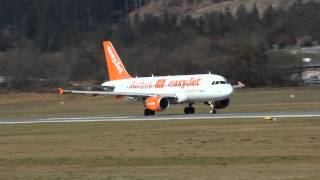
238, 81, 245, 88
58, 88, 65, 95
233, 81, 245, 89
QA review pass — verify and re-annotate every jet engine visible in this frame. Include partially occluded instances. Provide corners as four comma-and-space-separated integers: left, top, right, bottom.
214, 99, 230, 109
145, 96, 169, 111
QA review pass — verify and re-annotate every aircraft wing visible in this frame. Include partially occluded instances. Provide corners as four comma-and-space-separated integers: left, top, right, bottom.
58, 88, 177, 98
232, 81, 245, 89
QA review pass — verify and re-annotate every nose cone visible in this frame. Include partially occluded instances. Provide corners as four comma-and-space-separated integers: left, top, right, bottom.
225, 85, 234, 97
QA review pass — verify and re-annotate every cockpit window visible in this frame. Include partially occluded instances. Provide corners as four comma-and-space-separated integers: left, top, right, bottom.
212, 81, 228, 85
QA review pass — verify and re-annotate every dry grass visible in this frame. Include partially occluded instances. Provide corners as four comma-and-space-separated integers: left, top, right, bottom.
0, 87, 319, 119
0, 118, 320, 179
0, 87, 319, 179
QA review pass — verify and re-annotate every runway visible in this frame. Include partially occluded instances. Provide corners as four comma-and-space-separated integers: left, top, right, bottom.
0, 111, 320, 124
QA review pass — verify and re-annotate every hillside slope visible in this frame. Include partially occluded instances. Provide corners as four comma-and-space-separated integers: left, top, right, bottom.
130, 0, 320, 18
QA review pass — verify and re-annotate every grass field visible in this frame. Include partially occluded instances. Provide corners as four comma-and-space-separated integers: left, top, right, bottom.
1, 118, 320, 179
0, 87, 320, 119
0, 87, 319, 179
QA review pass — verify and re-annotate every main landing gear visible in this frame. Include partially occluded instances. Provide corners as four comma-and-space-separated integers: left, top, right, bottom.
144, 109, 155, 116
206, 101, 217, 114
184, 103, 195, 114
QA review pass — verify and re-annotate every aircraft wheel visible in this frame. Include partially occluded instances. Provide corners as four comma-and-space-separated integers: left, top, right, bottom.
184, 107, 195, 114
189, 107, 195, 114
210, 109, 217, 114
144, 109, 155, 116
184, 107, 189, 114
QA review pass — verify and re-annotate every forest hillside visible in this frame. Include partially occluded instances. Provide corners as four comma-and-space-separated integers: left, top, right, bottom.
0, 0, 319, 90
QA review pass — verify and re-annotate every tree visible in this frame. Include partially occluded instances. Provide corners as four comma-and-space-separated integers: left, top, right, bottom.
230, 43, 269, 86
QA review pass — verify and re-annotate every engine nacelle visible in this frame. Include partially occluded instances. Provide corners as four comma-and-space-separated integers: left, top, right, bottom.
214, 99, 230, 109
145, 96, 169, 112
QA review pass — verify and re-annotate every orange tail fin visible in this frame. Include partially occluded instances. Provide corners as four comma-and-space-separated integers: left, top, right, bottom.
103, 41, 132, 81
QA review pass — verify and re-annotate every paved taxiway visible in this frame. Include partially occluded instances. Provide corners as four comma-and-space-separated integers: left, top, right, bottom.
0, 111, 320, 124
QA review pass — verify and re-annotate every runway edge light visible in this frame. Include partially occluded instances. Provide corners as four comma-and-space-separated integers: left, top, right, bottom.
264, 116, 277, 122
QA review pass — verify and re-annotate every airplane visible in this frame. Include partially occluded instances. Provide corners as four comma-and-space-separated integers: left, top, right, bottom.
58, 41, 245, 116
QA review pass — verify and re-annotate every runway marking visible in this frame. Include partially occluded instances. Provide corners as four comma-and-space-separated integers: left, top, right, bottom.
0, 113, 320, 125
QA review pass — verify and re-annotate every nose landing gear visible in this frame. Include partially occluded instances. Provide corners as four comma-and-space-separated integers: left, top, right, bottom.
206, 101, 217, 114
184, 103, 195, 114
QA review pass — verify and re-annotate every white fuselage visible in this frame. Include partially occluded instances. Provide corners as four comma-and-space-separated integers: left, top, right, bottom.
101, 74, 234, 103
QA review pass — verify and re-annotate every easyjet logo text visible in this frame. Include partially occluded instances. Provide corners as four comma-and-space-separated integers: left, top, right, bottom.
107, 46, 123, 74
128, 78, 201, 89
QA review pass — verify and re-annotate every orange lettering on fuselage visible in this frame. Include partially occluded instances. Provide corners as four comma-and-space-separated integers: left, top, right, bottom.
128, 77, 201, 89
167, 78, 201, 89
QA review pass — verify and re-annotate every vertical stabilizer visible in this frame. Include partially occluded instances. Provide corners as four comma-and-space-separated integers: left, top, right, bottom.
103, 41, 132, 80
